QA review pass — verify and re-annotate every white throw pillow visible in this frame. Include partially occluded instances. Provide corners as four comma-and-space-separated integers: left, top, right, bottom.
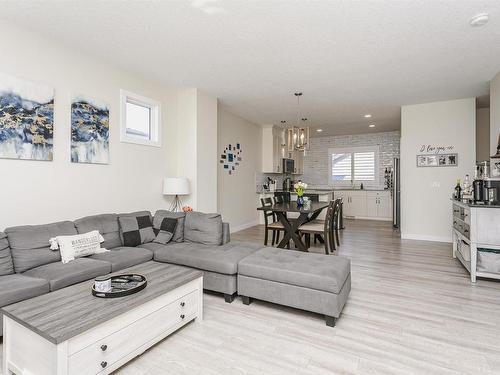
49, 230, 108, 264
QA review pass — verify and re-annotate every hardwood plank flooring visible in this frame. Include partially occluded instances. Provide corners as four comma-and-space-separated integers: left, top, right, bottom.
2, 219, 500, 374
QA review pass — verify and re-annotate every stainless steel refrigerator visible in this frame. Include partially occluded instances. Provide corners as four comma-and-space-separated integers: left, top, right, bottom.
392, 158, 401, 228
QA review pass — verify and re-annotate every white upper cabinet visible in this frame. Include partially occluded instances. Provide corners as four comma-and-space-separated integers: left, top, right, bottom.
262, 125, 285, 173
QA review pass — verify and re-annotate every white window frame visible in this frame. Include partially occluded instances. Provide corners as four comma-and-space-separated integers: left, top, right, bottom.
328, 145, 380, 187
120, 89, 161, 147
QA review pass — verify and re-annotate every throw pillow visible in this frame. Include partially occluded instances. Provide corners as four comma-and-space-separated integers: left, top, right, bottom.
153, 210, 185, 242
118, 215, 155, 247
184, 212, 223, 245
153, 217, 178, 244
49, 230, 107, 264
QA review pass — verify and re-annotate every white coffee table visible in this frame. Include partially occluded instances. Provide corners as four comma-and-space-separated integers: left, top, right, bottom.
2, 261, 203, 375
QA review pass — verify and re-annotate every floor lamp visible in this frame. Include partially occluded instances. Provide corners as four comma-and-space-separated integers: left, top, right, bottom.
163, 177, 190, 212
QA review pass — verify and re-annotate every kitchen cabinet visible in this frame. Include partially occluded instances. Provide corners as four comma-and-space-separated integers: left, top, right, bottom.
262, 125, 285, 173
284, 150, 304, 175
366, 191, 392, 219
335, 190, 392, 221
339, 191, 366, 217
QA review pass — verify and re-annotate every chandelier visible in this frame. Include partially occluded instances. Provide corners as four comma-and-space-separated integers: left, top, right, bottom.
287, 92, 310, 152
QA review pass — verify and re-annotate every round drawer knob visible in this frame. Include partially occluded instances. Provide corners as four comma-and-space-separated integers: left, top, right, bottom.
101, 344, 107, 352
180, 314, 185, 319
101, 361, 108, 369
180, 302, 185, 307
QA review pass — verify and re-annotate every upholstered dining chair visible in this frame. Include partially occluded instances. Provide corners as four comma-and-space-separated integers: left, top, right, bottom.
299, 199, 342, 254
261, 197, 285, 246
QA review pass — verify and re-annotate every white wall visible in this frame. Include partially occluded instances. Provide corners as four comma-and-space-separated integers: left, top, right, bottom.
217, 106, 262, 232
476, 107, 490, 163
176, 88, 218, 212
490, 71, 500, 154
0, 22, 182, 230
401, 98, 476, 242
196, 90, 218, 212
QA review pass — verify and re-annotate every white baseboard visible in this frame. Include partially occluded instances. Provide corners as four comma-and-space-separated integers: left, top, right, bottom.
350, 216, 392, 222
401, 233, 452, 243
230, 220, 260, 234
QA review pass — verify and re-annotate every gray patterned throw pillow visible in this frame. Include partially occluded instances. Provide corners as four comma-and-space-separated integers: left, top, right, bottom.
118, 215, 155, 247
153, 218, 178, 245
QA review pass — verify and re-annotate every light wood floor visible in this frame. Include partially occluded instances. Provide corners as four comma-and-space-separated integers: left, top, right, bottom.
3, 220, 500, 374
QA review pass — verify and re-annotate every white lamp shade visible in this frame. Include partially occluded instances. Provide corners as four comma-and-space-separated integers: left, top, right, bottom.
163, 177, 190, 196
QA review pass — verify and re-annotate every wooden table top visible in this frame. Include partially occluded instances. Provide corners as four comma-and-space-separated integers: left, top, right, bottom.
257, 201, 329, 214
2, 261, 202, 344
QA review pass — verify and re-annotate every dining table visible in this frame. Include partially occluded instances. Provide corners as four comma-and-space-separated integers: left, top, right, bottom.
257, 201, 330, 251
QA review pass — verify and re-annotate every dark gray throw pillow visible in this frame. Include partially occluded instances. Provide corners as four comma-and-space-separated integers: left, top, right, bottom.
153, 210, 185, 242
153, 218, 178, 245
118, 215, 155, 247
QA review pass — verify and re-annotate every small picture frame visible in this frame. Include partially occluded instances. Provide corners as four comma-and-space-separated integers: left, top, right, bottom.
417, 153, 458, 167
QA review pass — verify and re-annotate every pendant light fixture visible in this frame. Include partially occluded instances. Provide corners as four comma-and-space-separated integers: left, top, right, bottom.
287, 92, 310, 152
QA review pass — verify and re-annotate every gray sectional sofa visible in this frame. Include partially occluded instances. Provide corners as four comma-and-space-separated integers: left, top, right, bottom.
0, 209, 351, 334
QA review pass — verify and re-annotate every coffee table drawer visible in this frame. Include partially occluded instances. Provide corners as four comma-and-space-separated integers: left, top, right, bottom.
69, 290, 198, 374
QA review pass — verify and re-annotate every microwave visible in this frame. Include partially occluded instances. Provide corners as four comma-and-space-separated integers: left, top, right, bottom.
282, 158, 295, 174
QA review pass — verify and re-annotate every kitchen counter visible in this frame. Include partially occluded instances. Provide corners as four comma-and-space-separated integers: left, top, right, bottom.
256, 189, 334, 194
451, 199, 500, 209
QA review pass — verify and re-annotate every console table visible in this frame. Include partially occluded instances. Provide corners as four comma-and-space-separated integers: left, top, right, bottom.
451, 200, 500, 282
2, 262, 203, 375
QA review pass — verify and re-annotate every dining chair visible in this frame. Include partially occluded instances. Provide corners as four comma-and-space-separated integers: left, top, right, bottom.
261, 197, 285, 246
272, 195, 287, 244
299, 199, 341, 254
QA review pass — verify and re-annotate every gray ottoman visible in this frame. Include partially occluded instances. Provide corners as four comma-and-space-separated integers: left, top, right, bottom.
237, 247, 351, 327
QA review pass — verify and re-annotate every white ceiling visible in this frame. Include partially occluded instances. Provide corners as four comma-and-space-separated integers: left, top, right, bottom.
2, 0, 500, 136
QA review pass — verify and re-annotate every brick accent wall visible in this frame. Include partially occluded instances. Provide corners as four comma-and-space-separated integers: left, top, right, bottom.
301, 131, 401, 188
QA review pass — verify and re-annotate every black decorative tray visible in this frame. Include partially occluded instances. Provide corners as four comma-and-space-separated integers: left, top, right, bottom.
92, 274, 147, 298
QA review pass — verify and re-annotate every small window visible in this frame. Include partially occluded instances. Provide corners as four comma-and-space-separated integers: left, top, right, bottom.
329, 146, 379, 187
120, 90, 161, 147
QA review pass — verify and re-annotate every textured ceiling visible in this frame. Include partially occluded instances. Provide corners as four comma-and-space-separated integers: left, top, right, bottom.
1, 0, 500, 136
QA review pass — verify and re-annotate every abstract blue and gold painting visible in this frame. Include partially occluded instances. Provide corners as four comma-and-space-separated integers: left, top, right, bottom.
0, 73, 54, 161
71, 95, 109, 164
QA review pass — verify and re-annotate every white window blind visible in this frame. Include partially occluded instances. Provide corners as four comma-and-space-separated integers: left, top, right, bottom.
354, 152, 375, 181
332, 153, 352, 181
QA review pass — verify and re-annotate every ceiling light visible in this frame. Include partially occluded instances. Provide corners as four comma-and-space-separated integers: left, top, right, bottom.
369, 124, 376, 128
470, 13, 489, 27
364, 114, 372, 118
316, 129, 323, 132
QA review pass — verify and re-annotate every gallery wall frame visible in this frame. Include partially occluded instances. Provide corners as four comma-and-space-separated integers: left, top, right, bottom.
416, 153, 458, 168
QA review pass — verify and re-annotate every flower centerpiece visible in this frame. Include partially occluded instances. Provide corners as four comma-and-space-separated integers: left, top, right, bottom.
294, 181, 308, 206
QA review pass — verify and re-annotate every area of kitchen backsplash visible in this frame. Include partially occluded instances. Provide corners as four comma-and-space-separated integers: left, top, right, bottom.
255, 173, 303, 192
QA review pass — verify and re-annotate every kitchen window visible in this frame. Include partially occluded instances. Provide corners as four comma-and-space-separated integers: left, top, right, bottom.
329, 146, 379, 187
120, 90, 161, 147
